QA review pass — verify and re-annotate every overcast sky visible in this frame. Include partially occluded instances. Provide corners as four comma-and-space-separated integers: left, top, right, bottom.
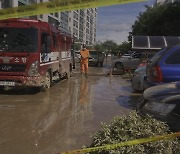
96, 0, 154, 44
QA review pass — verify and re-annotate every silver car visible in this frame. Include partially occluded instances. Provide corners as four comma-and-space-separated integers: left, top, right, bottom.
113, 52, 143, 72
131, 65, 147, 91
113, 52, 155, 73
121, 53, 131, 58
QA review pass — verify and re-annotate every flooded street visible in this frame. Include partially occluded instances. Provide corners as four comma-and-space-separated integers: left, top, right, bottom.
0, 62, 141, 154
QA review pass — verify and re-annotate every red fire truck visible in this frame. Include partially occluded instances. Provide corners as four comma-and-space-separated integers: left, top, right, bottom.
0, 18, 73, 91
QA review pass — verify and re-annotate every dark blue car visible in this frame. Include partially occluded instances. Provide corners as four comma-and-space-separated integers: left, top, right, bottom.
146, 45, 180, 85
137, 81, 180, 132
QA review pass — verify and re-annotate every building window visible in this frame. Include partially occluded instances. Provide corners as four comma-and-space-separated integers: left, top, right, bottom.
73, 28, 78, 36
73, 12, 78, 20
73, 20, 78, 28
80, 10, 84, 17
87, 10, 90, 15
86, 22, 89, 28
87, 16, 90, 22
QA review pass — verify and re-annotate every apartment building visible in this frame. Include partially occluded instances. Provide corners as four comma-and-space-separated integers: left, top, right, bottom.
68, 8, 97, 45
0, 0, 97, 45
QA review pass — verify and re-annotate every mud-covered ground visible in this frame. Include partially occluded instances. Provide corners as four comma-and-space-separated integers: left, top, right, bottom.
0, 60, 141, 154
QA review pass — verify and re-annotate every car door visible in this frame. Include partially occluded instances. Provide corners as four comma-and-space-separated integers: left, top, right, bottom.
129, 53, 142, 69
160, 47, 180, 82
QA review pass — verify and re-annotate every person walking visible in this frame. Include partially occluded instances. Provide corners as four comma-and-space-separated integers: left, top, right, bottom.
80, 44, 89, 78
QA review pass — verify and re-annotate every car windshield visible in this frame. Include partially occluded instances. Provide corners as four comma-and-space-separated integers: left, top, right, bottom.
0, 27, 38, 53
90, 51, 98, 55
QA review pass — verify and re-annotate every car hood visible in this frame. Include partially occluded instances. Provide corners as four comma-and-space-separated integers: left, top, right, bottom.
143, 82, 180, 101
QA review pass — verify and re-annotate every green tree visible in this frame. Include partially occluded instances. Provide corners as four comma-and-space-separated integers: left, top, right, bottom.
131, 3, 180, 37
102, 40, 119, 55
89, 111, 180, 154
94, 42, 104, 51
94, 40, 119, 55
118, 41, 131, 54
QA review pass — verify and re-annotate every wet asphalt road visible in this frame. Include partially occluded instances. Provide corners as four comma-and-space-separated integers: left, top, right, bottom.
0, 61, 141, 154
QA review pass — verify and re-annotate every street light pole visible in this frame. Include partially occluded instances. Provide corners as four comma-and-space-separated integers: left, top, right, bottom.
72, 35, 76, 69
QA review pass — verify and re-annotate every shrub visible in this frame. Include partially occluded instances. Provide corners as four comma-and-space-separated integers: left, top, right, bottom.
89, 111, 180, 154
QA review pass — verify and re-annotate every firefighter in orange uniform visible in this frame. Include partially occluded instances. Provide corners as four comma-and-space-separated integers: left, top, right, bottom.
80, 44, 89, 77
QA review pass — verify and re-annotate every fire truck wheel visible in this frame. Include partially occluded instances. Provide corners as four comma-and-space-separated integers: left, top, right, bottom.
41, 72, 51, 92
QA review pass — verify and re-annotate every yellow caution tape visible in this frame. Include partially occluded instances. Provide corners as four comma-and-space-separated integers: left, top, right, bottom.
0, 0, 146, 20
60, 132, 180, 154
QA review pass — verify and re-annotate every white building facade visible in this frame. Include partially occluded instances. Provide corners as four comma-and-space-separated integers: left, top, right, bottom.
0, 0, 97, 45
68, 8, 97, 45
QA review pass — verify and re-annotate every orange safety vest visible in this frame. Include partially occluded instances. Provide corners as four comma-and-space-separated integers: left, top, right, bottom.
80, 49, 89, 63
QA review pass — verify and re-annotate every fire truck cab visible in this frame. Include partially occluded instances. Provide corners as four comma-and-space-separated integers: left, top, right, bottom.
0, 18, 73, 91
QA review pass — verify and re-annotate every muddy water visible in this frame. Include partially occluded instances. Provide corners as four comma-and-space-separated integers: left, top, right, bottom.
0, 65, 141, 154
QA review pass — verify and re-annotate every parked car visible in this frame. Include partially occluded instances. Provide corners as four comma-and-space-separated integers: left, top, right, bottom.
121, 53, 131, 58
136, 82, 180, 131
121, 51, 139, 58
88, 50, 105, 67
131, 65, 147, 91
113, 52, 155, 73
131, 56, 156, 92
121, 52, 135, 58
146, 45, 180, 86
